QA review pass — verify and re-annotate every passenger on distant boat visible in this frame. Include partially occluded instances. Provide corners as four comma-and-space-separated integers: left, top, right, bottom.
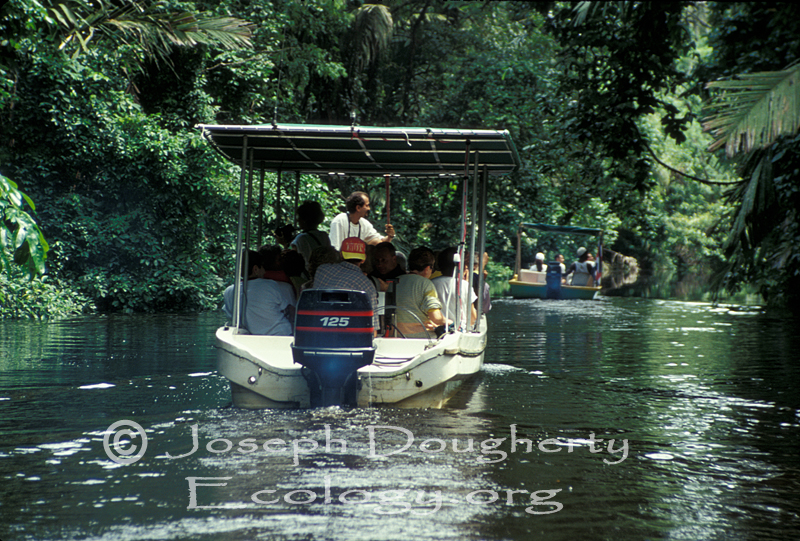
529, 252, 547, 272
565, 247, 595, 286
329, 191, 396, 250
555, 253, 567, 275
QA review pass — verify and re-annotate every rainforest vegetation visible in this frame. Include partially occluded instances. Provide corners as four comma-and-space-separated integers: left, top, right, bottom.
1, 1, 798, 318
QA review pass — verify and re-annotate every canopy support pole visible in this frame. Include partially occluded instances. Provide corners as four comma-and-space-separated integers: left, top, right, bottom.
294, 172, 301, 225
455, 143, 472, 333
232, 136, 249, 332
385, 175, 391, 226
474, 165, 488, 331
245, 149, 254, 251
596, 231, 604, 287
257, 167, 265, 247
276, 169, 283, 227
468, 151, 480, 286
467, 152, 481, 331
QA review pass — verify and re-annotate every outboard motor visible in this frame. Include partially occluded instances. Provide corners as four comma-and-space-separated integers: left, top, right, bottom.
545, 261, 562, 299
292, 289, 376, 407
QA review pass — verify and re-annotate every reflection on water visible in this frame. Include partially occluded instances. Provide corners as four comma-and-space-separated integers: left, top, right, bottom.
1, 299, 799, 540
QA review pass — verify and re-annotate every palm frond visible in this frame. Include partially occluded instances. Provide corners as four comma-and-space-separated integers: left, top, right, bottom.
572, 1, 598, 26
703, 65, 800, 157
108, 11, 253, 52
572, 1, 629, 26
351, 3, 393, 72
48, 1, 253, 64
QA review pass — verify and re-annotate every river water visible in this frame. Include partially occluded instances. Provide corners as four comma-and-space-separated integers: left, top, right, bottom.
1, 297, 799, 540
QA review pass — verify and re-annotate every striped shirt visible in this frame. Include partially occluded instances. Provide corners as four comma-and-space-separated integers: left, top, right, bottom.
312, 262, 379, 329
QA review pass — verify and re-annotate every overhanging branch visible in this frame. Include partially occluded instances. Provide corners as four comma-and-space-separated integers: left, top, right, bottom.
646, 146, 743, 186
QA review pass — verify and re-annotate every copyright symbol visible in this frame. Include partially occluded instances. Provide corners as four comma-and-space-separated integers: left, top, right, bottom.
103, 420, 148, 465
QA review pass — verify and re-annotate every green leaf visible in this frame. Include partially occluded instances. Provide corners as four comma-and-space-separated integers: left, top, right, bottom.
703, 65, 800, 157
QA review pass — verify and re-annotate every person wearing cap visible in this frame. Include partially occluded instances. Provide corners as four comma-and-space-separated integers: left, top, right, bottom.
565, 246, 595, 286
529, 252, 547, 273
329, 191, 395, 250
312, 236, 379, 332
395, 247, 446, 338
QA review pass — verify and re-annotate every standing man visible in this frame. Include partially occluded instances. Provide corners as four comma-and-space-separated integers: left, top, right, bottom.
329, 191, 395, 250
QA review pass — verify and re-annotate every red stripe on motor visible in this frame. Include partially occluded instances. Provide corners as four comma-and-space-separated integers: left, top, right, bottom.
296, 326, 374, 333
297, 310, 373, 317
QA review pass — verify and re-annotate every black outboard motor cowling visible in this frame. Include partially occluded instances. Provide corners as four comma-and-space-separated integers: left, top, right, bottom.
546, 261, 562, 299
292, 289, 376, 407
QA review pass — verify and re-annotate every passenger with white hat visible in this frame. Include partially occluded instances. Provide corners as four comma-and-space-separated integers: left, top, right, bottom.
529, 252, 548, 273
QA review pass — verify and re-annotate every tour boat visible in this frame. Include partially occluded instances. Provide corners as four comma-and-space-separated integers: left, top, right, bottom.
198, 123, 520, 408
508, 222, 603, 300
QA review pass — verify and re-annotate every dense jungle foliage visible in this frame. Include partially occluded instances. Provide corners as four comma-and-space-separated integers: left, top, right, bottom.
1, 1, 798, 318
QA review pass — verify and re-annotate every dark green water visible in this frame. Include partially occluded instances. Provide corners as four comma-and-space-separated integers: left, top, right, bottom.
1, 298, 799, 540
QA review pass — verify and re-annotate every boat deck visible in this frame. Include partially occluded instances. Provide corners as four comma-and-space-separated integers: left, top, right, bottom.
216, 328, 442, 372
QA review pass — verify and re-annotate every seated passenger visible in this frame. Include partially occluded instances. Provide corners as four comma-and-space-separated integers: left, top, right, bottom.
223, 250, 296, 336
431, 246, 477, 330
464, 251, 492, 313
565, 247, 595, 286
273, 223, 297, 249
555, 253, 567, 274
281, 249, 308, 296
303, 246, 342, 290
312, 237, 379, 332
258, 244, 292, 284
395, 247, 446, 338
529, 252, 547, 272
369, 241, 406, 281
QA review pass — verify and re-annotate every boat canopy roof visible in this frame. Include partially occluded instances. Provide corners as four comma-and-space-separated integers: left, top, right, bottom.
197, 123, 520, 177
520, 223, 603, 236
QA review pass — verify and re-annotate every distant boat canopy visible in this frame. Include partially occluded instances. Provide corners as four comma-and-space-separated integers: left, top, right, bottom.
519, 223, 602, 236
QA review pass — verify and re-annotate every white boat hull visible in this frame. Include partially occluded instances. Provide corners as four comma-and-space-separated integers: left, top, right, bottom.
215, 316, 487, 409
